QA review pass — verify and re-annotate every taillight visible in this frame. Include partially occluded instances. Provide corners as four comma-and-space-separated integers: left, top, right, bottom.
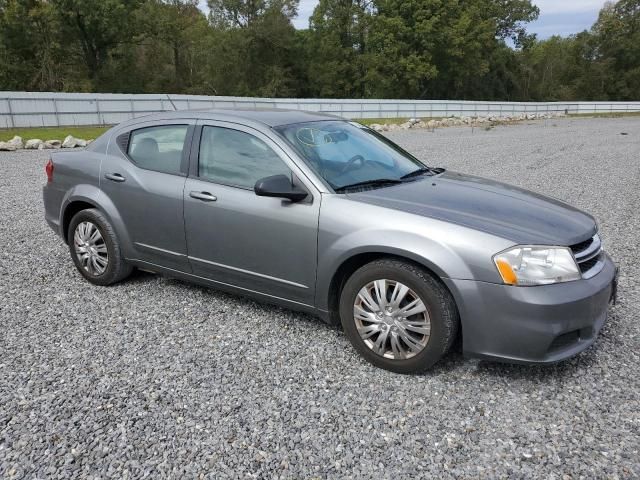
45, 158, 54, 183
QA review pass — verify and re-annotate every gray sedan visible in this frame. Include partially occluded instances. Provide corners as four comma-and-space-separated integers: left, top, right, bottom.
42, 109, 618, 373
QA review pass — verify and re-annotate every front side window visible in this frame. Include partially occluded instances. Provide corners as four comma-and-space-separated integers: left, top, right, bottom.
198, 126, 291, 189
128, 125, 189, 175
274, 121, 428, 191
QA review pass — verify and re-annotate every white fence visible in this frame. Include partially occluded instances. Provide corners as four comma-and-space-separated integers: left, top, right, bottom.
1, 91, 640, 128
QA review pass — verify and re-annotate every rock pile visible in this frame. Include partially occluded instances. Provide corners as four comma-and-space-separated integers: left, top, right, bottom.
0, 135, 93, 151
367, 112, 565, 132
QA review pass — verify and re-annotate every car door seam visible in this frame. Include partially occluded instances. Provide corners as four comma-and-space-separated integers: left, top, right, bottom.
188, 255, 309, 289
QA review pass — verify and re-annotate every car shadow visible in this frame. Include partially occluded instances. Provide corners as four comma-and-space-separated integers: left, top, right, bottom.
123, 269, 612, 381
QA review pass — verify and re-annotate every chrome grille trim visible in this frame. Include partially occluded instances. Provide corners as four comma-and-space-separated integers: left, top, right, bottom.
572, 234, 601, 262
570, 234, 604, 278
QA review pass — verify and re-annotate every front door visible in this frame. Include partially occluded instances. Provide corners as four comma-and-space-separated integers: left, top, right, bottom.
183, 122, 320, 306
101, 120, 194, 271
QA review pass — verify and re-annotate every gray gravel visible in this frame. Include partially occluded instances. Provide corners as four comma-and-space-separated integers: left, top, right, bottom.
1, 117, 639, 479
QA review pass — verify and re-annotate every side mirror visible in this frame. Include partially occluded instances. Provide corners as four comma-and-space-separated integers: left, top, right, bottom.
254, 174, 308, 202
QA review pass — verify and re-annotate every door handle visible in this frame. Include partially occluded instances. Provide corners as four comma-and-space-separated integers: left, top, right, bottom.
190, 191, 217, 202
104, 173, 126, 182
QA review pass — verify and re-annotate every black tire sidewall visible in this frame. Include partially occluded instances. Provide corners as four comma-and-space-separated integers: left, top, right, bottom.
67, 209, 121, 286
339, 260, 453, 374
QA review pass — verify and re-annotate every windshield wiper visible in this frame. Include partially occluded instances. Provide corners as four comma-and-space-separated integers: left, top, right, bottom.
400, 167, 435, 180
334, 178, 403, 192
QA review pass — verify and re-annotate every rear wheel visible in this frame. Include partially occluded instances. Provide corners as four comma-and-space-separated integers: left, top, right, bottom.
68, 208, 132, 286
339, 259, 458, 373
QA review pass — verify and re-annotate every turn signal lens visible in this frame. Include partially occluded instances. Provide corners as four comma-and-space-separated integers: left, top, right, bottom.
495, 259, 518, 285
493, 246, 581, 286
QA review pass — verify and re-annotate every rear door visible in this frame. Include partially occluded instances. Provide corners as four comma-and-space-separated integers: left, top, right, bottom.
183, 121, 320, 306
101, 119, 195, 271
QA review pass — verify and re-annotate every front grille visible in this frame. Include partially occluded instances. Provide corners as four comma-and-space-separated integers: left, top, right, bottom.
571, 237, 594, 254
578, 255, 600, 273
570, 234, 603, 277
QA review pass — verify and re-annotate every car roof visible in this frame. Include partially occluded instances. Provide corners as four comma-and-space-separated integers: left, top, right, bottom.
123, 108, 345, 128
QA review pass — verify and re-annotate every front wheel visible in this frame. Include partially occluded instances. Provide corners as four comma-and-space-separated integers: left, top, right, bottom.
339, 259, 458, 373
68, 208, 132, 286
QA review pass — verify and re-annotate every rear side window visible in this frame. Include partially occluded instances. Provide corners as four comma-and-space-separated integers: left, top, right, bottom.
128, 125, 189, 175
198, 126, 290, 189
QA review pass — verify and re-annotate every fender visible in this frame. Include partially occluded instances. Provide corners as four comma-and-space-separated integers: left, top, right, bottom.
315, 230, 474, 312
59, 184, 135, 259
315, 195, 514, 312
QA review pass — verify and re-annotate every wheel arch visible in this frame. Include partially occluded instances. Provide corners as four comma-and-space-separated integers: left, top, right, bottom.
59, 187, 132, 257
62, 199, 98, 243
323, 249, 459, 327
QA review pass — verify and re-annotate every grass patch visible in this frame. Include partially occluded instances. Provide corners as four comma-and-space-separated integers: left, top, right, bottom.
356, 117, 446, 125
356, 118, 411, 126
0, 126, 111, 142
568, 111, 640, 118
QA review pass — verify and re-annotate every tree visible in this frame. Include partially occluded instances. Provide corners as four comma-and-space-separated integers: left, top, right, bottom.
0, 0, 64, 90
366, 0, 539, 99
51, 0, 143, 84
134, 0, 211, 93
205, 0, 301, 96
592, 0, 640, 99
0, 0, 638, 102
207, 0, 297, 27
306, 0, 373, 98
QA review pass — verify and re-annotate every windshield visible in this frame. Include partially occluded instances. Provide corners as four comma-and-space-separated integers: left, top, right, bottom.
274, 121, 429, 191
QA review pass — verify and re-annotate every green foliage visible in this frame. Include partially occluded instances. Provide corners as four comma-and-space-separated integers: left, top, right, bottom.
205, 0, 301, 96
0, 0, 64, 90
0, 126, 110, 142
0, 0, 638, 101
305, 0, 373, 98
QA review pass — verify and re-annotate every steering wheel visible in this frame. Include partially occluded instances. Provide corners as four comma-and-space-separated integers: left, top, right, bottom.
340, 155, 366, 174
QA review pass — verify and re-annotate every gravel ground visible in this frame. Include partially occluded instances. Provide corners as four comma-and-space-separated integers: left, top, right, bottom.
1, 117, 638, 479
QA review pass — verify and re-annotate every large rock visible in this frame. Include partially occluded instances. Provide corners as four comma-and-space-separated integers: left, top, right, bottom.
62, 135, 89, 148
7, 136, 23, 149
44, 140, 62, 149
62, 135, 80, 148
369, 124, 384, 132
0, 141, 17, 151
25, 139, 44, 150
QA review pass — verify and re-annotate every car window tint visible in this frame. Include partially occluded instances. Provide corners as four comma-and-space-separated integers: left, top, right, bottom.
128, 125, 188, 174
199, 126, 291, 189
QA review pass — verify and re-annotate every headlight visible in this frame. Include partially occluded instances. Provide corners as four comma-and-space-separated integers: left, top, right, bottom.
493, 246, 581, 286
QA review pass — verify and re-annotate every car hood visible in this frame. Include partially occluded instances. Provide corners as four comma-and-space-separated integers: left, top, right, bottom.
347, 171, 596, 246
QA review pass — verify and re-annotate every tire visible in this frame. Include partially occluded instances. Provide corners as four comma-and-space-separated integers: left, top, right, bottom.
67, 208, 132, 286
339, 259, 458, 374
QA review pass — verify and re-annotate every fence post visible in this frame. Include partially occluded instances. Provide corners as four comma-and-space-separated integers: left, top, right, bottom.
52, 98, 61, 126
95, 98, 102, 126
6, 97, 15, 128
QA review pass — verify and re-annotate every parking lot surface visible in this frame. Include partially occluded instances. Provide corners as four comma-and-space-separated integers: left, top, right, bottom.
0, 117, 638, 478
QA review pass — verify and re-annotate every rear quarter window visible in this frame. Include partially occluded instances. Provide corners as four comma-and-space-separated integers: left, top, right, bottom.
127, 125, 189, 175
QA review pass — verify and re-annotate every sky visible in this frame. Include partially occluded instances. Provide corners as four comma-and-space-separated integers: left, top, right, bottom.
199, 1, 609, 38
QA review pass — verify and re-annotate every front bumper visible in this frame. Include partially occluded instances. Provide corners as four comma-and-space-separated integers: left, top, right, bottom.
444, 252, 618, 364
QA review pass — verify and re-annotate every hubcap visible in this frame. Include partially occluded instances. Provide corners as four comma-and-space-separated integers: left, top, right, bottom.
353, 279, 430, 360
73, 221, 108, 276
